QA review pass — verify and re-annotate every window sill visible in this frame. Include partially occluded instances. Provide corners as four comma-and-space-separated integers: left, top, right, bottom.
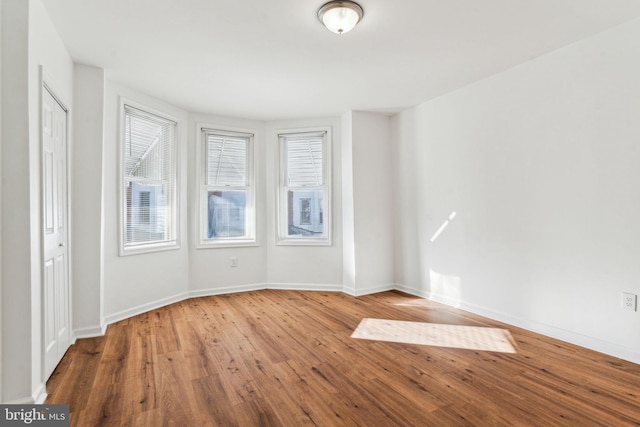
276, 238, 332, 247
197, 240, 259, 249
120, 241, 180, 257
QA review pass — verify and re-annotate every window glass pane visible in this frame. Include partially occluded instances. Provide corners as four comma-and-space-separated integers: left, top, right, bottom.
207, 135, 247, 186
139, 191, 151, 224
126, 181, 168, 244
287, 190, 324, 236
300, 198, 311, 225
287, 136, 323, 186
207, 190, 247, 238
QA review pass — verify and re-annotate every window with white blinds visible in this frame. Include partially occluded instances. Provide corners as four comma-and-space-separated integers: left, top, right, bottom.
207, 134, 247, 186
199, 128, 255, 247
278, 129, 331, 245
121, 104, 178, 254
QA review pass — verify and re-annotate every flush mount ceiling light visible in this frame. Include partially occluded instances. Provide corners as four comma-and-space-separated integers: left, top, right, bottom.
318, 1, 364, 34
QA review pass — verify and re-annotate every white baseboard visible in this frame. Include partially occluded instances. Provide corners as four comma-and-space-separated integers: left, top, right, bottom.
102, 283, 342, 329
5, 383, 47, 405
397, 283, 640, 365
104, 291, 189, 325
189, 283, 267, 298
34, 386, 47, 405
74, 323, 107, 340
344, 283, 396, 297
268, 282, 343, 292
189, 283, 345, 298
81, 281, 640, 366
394, 283, 431, 298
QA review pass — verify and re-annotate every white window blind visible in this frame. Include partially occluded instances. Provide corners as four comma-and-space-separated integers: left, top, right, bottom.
286, 133, 324, 187
123, 105, 177, 250
206, 134, 248, 186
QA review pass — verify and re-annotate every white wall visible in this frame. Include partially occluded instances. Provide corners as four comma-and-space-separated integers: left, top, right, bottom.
342, 111, 395, 295
391, 109, 423, 292
341, 113, 356, 293
72, 64, 105, 337
266, 118, 344, 289
392, 17, 640, 363
0, 0, 4, 404
102, 82, 189, 323
29, 0, 75, 401
1, 0, 32, 404
1, 0, 74, 403
187, 112, 268, 294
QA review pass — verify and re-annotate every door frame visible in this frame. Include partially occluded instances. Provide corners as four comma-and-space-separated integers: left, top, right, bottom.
39, 67, 73, 385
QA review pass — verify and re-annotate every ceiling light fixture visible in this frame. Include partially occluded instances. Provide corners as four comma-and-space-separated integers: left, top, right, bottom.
318, 1, 364, 35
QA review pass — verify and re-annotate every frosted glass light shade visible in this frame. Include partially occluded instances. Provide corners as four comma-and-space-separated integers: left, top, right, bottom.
318, 1, 364, 34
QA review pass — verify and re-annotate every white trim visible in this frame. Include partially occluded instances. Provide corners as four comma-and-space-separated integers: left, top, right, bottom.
197, 241, 261, 249
5, 383, 47, 405
73, 282, 640, 366
73, 324, 107, 340
196, 123, 258, 249
394, 283, 431, 299
276, 127, 332, 246
34, 385, 47, 405
104, 291, 189, 325
200, 127, 255, 137
104, 286, 269, 326
275, 238, 332, 247
120, 240, 181, 256
103, 283, 344, 327
268, 283, 343, 292
188, 283, 268, 298
118, 97, 181, 256
343, 283, 396, 297
396, 283, 640, 365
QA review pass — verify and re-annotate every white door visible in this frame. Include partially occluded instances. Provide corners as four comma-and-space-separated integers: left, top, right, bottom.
42, 86, 71, 379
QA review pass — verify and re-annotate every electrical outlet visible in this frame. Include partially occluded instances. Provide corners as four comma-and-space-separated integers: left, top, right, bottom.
230, 257, 238, 268
622, 292, 637, 311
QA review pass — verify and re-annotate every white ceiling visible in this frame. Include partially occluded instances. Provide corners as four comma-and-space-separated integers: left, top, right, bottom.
43, 0, 640, 121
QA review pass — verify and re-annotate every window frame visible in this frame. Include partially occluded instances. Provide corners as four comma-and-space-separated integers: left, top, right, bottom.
277, 127, 332, 246
197, 125, 257, 248
119, 99, 180, 256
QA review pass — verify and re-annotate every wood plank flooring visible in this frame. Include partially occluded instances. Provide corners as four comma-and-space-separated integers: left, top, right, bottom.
45, 290, 640, 426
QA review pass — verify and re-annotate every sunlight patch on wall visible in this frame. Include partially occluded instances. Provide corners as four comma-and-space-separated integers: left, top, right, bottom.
430, 211, 457, 242
351, 318, 517, 353
430, 269, 462, 307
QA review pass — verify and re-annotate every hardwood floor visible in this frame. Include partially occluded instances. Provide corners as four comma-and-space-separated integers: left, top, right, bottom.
46, 290, 640, 426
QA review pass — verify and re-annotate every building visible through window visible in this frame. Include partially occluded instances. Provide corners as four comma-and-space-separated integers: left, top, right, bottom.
300, 198, 312, 225
208, 190, 246, 238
